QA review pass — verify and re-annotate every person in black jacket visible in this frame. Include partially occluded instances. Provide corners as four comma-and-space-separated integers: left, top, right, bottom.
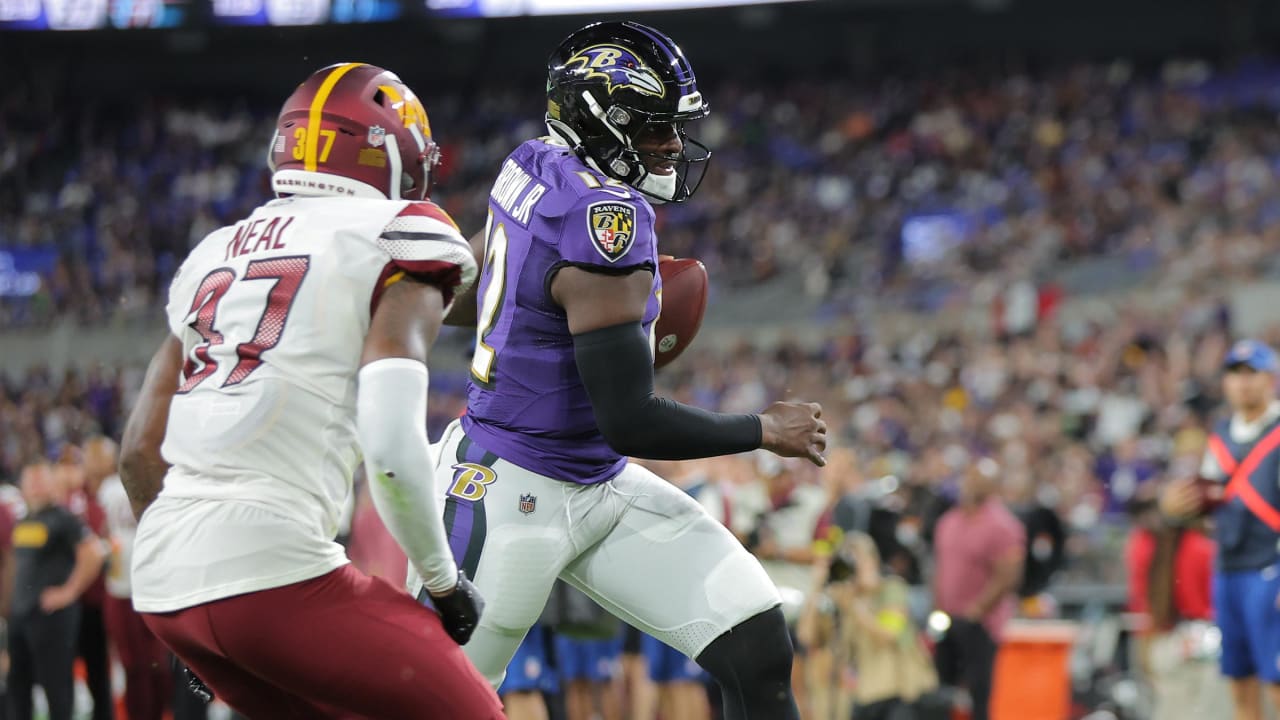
1003, 471, 1066, 600
7, 463, 104, 720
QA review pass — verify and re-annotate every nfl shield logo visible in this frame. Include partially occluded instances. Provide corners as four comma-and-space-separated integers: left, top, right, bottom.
518, 493, 537, 515
367, 125, 386, 147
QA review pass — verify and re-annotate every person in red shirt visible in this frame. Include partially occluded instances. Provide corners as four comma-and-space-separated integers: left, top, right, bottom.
1126, 489, 1227, 720
932, 458, 1025, 720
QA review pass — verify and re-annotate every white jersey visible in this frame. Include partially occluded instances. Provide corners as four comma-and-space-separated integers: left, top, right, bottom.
132, 196, 475, 612
98, 474, 135, 599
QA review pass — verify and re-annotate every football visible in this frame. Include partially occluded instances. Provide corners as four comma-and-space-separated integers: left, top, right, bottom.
654, 256, 709, 369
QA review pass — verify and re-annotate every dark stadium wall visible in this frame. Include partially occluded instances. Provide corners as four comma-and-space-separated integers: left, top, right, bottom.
0, 0, 1275, 97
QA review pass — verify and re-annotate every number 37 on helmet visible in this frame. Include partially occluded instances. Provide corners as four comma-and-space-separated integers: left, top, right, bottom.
268, 62, 441, 202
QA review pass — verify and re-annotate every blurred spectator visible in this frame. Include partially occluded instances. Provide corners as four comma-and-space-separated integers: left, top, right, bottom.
1097, 437, 1160, 518
496, 624, 555, 720
97, 437, 171, 720
554, 629, 624, 720
824, 448, 874, 536
1002, 469, 1067, 606
619, 626, 656, 720
64, 443, 112, 720
740, 456, 828, 603
0, 471, 16, 715
7, 463, 104, 720
639, 632, 710, 720
1160, 339, 1280, 720
1125, 488, 1227, 720
797, 532, 940, 720
931, 458, 1025, 720
736, 456, 828, 716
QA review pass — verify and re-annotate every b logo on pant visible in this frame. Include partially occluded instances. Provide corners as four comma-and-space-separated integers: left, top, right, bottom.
448, 463, 498, 501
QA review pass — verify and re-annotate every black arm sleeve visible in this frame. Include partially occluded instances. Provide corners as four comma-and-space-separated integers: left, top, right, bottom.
573, 321, 762, 460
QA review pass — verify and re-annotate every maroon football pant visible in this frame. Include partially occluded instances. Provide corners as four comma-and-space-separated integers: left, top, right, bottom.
141, 564, 505, 720
104, 594, 170, 720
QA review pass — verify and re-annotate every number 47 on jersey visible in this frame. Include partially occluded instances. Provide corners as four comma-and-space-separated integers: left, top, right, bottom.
178, 256, 311, 393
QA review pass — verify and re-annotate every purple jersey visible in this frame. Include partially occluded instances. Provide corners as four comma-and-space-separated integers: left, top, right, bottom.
462, 138, 662, 484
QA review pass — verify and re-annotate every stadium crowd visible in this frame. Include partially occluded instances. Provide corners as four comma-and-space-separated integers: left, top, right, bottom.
7, 60, 1280, 326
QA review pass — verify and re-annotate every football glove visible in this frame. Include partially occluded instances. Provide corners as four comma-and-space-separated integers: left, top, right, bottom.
171, 656, 214, 703
430, 570, 485, 645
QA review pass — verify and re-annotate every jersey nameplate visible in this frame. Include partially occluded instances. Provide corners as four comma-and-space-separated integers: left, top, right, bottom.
490, 159, 547, 227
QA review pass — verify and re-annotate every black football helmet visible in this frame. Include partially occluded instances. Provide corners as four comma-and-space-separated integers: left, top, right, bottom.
546, 21, 711, 204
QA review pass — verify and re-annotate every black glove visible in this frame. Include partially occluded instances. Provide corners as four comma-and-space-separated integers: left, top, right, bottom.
170, 656, 214, 703
429, 570, 485, 645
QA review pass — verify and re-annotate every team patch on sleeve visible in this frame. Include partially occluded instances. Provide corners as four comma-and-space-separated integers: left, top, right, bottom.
586, 201, 637, 263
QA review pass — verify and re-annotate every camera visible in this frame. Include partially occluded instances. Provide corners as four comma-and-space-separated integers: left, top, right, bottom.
827, 549, 857, 585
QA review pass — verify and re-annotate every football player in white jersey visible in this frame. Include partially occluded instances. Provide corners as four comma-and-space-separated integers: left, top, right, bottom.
119, 63, 505, 720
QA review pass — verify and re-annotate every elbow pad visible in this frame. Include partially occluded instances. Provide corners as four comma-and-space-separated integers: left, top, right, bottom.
356, 358, 457, 595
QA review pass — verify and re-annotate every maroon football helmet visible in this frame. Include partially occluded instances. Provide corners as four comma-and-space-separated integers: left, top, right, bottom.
269, 63, 440, 201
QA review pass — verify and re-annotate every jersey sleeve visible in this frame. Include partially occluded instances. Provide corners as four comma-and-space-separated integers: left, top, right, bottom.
164, 255, 194, 338
554, 192, 656, 272
376, 201, 478, 306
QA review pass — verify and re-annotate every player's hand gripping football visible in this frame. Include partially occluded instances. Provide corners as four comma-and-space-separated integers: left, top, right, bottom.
759, 402, 828, 467
431, 570, 485, 645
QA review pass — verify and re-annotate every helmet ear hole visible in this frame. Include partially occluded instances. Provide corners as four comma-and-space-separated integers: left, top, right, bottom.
606, 106, 632, 127
372, 89, 386, 105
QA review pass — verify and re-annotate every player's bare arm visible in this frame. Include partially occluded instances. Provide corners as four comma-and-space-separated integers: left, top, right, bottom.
552, 266, 827, 465
361, 274, 445, 364
358, 275, 484, 643
120, 335, 182, 519
443, 229, 486, 328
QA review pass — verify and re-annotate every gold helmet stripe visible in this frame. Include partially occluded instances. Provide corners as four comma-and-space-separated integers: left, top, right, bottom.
305, 62, 363, 172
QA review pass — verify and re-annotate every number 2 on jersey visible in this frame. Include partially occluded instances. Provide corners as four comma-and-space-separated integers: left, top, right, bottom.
178, 255, 311, 393
471, 212, 508, 385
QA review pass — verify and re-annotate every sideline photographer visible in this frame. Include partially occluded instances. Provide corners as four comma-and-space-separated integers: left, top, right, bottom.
797, 532, 939, 720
